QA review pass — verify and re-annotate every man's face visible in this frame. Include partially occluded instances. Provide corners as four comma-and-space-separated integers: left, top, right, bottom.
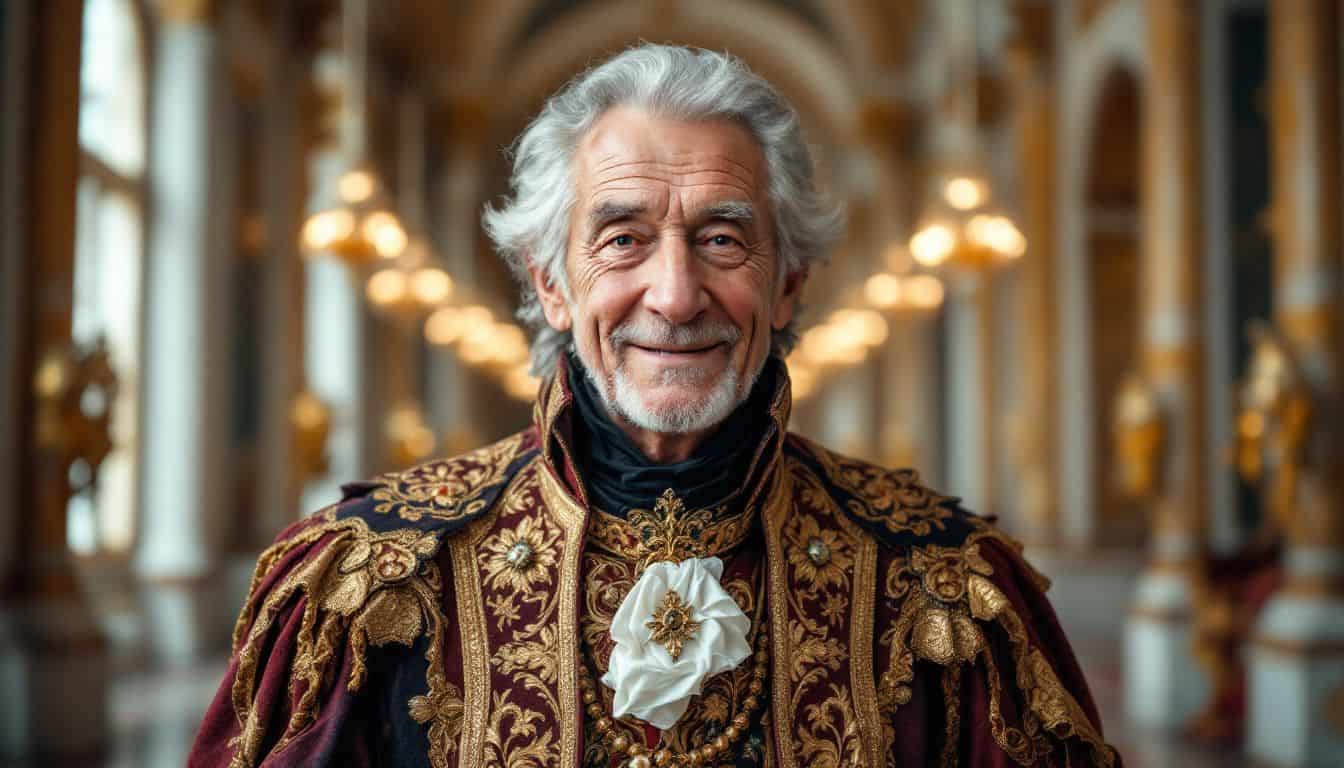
531, 107, 804, 434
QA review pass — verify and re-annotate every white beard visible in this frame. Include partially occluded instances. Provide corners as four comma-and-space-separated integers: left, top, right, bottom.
574, 342, 764, 435
608, 362, 744, 434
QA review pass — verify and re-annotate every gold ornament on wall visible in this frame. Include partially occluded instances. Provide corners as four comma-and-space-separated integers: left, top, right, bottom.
33, 340, 119, 492
1231, 323, 1310, 534
290, 388, 332, 485
1112, 373, 1166, 501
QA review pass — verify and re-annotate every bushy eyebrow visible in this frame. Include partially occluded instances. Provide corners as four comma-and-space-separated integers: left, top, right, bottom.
585, 201, 646, 242
696, 200, 756, 227
583, 199, 757, 244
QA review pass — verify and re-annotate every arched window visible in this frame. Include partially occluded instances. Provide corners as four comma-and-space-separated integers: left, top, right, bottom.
68, 0, 146, 555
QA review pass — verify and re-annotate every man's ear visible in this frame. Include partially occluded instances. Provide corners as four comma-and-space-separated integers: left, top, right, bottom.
771, 267, 809, 331
528, 257, 572, 332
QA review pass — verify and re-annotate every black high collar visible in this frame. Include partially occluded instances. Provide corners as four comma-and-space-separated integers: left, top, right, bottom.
567, 354, 783, 519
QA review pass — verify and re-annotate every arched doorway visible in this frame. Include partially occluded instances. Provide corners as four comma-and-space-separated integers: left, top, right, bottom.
1086, 67, 1144, 547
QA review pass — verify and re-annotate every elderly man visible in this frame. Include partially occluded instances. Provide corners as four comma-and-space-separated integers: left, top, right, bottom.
192, 44, 1117, 767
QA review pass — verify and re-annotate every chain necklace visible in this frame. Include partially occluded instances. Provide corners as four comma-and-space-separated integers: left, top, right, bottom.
578, 617, 771, 768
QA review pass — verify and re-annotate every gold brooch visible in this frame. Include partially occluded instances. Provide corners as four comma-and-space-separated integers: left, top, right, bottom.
646, 588, 701, 661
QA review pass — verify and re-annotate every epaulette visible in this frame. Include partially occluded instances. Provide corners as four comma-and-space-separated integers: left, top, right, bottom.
224, 431, 536, 767
785, 435, 986, 550
783, 438, 1114, 766
334, 429, 537, 538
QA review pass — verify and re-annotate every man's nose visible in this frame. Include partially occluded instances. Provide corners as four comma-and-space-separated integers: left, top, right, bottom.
642, 235, 707, 325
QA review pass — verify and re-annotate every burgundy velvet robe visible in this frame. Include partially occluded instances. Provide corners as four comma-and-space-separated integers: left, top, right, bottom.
190, 363, 1120, 767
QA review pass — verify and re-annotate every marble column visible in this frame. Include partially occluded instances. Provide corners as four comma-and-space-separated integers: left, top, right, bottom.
1123, 0, 1209, 730
254, 7, 305, 545
1249, 2, 1344, 764
0, 0, 108, 758
861, 102, 941, 476
1005, 37, 1059, 549
879, 324, 941, 478
944, 276, 993, 514
300, 145, 372, 511
427, 99, 487, 448
134, 0, 234, 665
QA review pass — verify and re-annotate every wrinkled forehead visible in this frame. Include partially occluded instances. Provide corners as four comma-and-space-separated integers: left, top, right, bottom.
571, 107, 770, 209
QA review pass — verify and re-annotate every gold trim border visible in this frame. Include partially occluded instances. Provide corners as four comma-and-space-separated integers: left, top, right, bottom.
838, 510, 883, 765
538, 460, 587, 768
451, 515, 494, 765
761, 469, 798, 768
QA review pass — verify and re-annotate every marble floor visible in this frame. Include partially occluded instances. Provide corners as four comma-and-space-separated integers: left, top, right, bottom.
98, 550, 1252, 767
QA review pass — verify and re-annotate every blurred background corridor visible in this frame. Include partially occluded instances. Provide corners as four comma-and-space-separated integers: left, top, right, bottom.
2, 0, 1341, 765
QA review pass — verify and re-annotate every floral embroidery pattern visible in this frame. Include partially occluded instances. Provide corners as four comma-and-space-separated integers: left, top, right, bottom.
371, 432, 524, 522
481, 515, 560, 596
456, 460, 576, 767
799, 437, 955, 538
784, 514, 853, 591
777, 459, 870, 766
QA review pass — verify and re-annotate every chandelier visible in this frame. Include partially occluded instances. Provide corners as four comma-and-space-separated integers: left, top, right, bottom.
424, 302, 530, 371
366, 92, 454, 322
365, 237, 455, 322
908, 0, 1025, 273
908, 163, 1025, 269
863, 244, 948, 312
300, 0, 407, 267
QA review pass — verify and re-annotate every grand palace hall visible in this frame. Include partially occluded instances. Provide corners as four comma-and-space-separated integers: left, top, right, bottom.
1, 0, 1342, 765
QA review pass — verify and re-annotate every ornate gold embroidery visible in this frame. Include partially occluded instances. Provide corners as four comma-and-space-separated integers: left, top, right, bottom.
485, 689, 558, 765
578, 497, 770, 761
586, 498, 756, 566
627, 488, 720, 569
910, 543, 994, 603
843, 488, 885, 767
772, 460, 874, 766
225, 517, 457, 768
880, 533, 1118, 767
941, 666, 963, 767
451, 461, 579, 768
800, 438, 955, 537
763, 469, 800, 768
577, 547, 649, 758
784, 513, 854, 590
371, 432, 524, 522
481, 516, 560, 597
408, 603, 465, 767
450, 514, 492, 764
541, 458, 593, 768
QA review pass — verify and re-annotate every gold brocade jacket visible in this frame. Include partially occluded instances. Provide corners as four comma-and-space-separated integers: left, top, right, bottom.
190, 365, 1121, 768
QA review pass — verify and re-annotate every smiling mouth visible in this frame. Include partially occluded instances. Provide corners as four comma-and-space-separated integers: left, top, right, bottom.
629, 342, 725, 355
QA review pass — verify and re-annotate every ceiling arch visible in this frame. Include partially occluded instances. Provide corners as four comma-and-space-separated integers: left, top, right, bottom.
450, 0, 897, 102
481, 0, 863, 145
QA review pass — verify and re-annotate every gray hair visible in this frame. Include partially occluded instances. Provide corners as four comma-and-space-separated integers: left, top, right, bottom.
483, 43, 844, 374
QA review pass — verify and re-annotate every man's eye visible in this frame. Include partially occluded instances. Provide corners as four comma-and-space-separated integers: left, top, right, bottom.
709, 235, 739, 247
611, 234, 635, 247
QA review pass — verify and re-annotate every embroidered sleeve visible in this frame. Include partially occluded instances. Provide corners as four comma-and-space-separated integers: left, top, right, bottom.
878, 530, 1120, 767
189, 513, 460, 768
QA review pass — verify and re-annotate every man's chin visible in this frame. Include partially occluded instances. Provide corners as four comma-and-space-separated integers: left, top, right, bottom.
611, 373, 742, 436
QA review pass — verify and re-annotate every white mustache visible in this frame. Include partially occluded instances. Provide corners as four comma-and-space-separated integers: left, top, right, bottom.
609, 317, 741, 349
